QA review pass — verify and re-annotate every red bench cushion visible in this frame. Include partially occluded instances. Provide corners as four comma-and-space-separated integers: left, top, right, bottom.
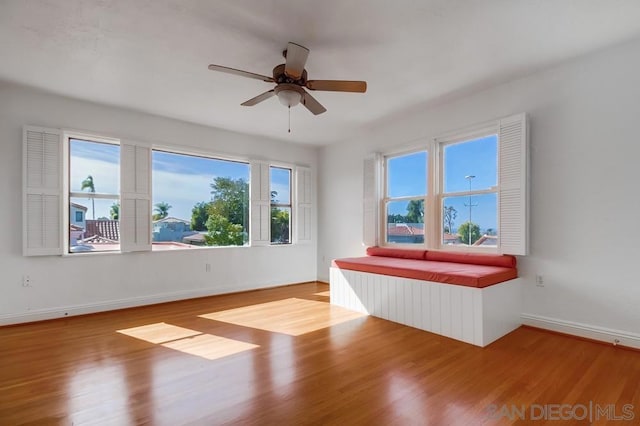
424, 251, 516, 268
366, 246, 426, 260
332, 256, 517, 288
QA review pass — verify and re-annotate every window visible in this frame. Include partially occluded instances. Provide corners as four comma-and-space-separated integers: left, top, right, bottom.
270, 166, 291, 244
68, 138, 120, 253
383, 151, 428, 245
23, 126, 314, 256
440, 135, 498, 247
152, 150, 250, 249
374, 114, 528, 254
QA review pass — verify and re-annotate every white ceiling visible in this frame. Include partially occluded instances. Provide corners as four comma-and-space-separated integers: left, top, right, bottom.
2, 1, 640, 146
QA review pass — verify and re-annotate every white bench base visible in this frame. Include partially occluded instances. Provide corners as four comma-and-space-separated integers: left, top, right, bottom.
330, 267, 522, 347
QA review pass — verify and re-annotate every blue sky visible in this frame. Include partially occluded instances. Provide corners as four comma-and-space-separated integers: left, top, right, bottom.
387, 135, 498, 231
70, 140, 291, 221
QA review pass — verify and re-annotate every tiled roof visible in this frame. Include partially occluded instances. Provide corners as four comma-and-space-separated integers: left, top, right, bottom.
85, 220, 120, 241
387, 223, 424, 236
473, 234, 498, 246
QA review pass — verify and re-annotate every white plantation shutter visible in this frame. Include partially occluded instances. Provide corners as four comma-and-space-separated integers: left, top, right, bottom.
498, 113, 528, 255
23, 126, 63, 256
120, 142, 152, 252
250, 161, 270, 245
363, 153, 380, 247
295, 166, 312, 243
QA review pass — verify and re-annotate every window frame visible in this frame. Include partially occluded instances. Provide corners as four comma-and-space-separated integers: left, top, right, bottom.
379, 121, 506, 253
64, 132, 121, 255
27, 125, 311, 257
269, 165, 293, 245
436, 131, 499, 253
381, 147, 430, 249
150, 147, 251, 250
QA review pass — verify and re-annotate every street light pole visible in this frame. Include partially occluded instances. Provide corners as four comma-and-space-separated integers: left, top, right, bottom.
464, 175, 477, 246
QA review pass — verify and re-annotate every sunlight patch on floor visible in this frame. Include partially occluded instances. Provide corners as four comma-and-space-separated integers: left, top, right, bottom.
199, 298, 366, 336
117, 322, 201, 344
117, 322, 258, 360
162, 334, 259, 360
314, 291, 330, 297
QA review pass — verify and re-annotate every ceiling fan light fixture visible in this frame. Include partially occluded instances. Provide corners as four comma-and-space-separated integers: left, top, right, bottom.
275, 84, 303, 107
277, 89, 301, 107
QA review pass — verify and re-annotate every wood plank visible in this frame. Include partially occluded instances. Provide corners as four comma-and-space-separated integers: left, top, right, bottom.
1, 282, 639, 425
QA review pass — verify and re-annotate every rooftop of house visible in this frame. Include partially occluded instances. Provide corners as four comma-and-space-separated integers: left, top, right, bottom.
153, 217, 190, 225
85, 219, 120, 242
70, 203, 88, 212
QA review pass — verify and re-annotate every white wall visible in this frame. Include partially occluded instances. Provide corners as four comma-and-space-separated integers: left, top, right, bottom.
318, 37, 640, 343
0, 83, 318, 324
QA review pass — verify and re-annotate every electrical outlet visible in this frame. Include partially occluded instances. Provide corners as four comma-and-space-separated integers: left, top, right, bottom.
22, 275, 31, 287
205, 263, 211, 273
535, 274, 544, 287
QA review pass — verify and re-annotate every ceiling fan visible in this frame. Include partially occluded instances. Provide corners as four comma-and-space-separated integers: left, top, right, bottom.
208, 42, 367, 115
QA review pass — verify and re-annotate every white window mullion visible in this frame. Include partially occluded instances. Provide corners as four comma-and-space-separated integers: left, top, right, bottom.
23, 126, 63, 256
427, 139, 438, 249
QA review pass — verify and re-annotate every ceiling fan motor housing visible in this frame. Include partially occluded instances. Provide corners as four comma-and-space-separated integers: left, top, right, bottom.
273, 64, 307, 86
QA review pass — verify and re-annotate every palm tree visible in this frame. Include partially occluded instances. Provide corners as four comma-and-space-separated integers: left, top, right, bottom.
153, 202, 172, 220
81, 175, 96, 220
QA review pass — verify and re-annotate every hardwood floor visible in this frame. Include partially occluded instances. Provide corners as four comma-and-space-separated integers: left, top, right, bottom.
1, 282, 639, 425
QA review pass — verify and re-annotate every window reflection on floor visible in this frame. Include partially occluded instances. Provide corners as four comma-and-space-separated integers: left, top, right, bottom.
199, 298, 366, 336
117, 322, 258, 360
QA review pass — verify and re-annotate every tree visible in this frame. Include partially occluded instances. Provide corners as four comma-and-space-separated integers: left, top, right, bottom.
205, 177, 249, 245
387, 213, 407, 223
443, 206, 458, 233
270, 190, 290, 244
271, 208, 290, 244
458, 221, 481, 246
81, 175, 96, 220
191, 201, 211, 231
209, 177, 249, 226
204, 214, 244, 246
405, 199, 424, 223
110, 202, 120, 220
153, 202, 172, 220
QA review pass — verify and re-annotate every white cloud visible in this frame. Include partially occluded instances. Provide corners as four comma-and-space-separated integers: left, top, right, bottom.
152, 169, 214, 220
70, 156, 120, 194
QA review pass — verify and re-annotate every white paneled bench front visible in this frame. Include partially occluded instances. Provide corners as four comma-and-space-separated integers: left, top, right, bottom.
330, 247, 522, 347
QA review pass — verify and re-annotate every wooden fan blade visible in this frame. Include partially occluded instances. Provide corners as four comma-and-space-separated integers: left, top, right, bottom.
241, 90, 275, 106
306, 80, 367, 93
284, 42, 309, 80
208, 64, 274, 83
301, 89, 327, 115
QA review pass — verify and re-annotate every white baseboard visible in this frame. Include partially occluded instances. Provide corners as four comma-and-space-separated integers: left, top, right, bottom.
521, 313, 640, 350
0, 282, 282, 326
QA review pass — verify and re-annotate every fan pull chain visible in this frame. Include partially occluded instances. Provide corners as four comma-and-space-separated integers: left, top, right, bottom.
288, 106, 291, 133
